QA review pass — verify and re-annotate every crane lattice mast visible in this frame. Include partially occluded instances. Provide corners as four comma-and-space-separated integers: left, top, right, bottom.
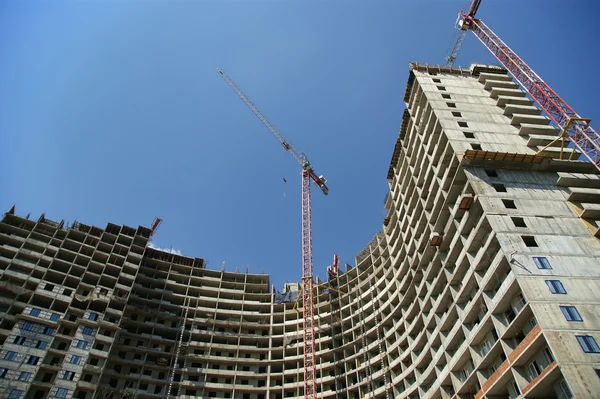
447, 1, 600, 169
217, 68, 328, 399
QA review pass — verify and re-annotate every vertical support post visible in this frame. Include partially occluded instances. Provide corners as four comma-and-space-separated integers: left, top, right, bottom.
301, 170, 317, 399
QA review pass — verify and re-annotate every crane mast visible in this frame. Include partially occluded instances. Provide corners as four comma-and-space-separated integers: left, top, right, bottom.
447, 1, 600, 169
217, 68, 327, 399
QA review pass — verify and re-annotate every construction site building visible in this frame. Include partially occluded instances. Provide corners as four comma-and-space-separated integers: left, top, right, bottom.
2, 63, 600, 399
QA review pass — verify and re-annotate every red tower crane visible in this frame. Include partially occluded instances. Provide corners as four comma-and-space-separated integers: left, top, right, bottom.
446, 1, 600, 168
217, 68, 328, 399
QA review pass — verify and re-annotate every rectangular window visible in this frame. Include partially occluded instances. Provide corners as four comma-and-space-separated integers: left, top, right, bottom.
71, 355, 81, 365
533, 256, 552, 270
89, 313, 99, 321
22, 322, 34, 331
63, 371, 76, 381
75, 340, 90, 350
50, 313, 60, 322
442, 93, 451, 99
485, 169, 498, 177
0, 368, 7, 378
558, 379, 573, 399
447, 102, 456, 108
437, 86, 446, 91
433, 78, 441, 83
4, 351, 17, 361
512, 217, 527, 227
471, 143, 482, 150
452, 111, 462, 117
56, 388, 69, 398
577, 335, 600, 353
546, 280, 567, 294
27, 356, 40, 365
561, 306, 583, 322
29, 308, 41, 317
542, 347, 555, 363
8, 390, 23, 399
82, 327, 94, 335
43, 327, 55, 336
18, 372, 32, 382
13, 336, 26, 345
502, 199, 517, 209
463, 132, 475, 139
528, 360, 542, 378
458, 121, 468, 128
492, 183, 507, 192
36, 340, 48, 350
522, 235, 538, 247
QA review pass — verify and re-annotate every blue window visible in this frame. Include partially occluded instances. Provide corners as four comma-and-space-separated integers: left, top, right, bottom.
4, 351, 17, 361
75, 340, 89, 350
18, 372, 31, 381
56, 388, 69, 398
577, 335, 600, 353
70, 355, 81, 365
29, 308, 41, 317
13, 336, 26, 345
26, 355, 40, 365
560, 306, 583, 322
82, 326, 95, 335
0, 368, 7, 378
8, 390, 23, 399
22, 322, 34, 331
50, 313, 60, 322
546, 280, 567, 294
36, 340, 48, 350
63, 370, 76, 381
89, 312, 98, 321
43, 327, 55, 336
533, 256, 552, 270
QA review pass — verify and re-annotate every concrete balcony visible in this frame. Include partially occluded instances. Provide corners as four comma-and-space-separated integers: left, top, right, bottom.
474, 324, 541, 399
518, 123, 560, 137
490, 87, 526, 99
511, 114, 551, 126
496, 95, 534, 107
567, 187, 600, 203
478, 72, 513, 84
521, 360, 560, 397
484, 79, 519, 90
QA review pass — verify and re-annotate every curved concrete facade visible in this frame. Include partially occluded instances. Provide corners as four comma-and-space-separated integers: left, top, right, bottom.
2, 63, 600, 399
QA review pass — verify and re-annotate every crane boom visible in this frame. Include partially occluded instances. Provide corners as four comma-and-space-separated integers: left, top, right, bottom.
456, 12, 600, 167
217, 69, 303, 164
445, 0, 482, 67
217, 68, 327, 399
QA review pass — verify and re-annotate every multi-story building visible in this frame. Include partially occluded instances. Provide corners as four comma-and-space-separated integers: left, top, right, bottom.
1, 62, 600, 399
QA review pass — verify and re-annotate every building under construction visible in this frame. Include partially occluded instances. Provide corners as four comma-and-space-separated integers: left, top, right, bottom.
1, 63, 600, 399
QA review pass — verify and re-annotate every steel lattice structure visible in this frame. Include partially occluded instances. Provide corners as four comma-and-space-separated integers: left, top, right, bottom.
462, 13, 600, 166
217, 68, 328, 399
447, 0, 599, 169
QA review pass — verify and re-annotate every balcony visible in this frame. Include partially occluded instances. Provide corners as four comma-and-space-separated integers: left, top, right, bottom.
475, 324, 541, 399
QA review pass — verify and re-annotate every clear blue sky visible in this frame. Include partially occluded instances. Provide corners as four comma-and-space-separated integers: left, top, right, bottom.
1, 1, 599, 289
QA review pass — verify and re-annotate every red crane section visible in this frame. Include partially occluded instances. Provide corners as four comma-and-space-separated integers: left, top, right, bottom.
217, 68, 327, 399
461, 14, 599, 166
448, 1, 599, 168
150, 217, 162, 237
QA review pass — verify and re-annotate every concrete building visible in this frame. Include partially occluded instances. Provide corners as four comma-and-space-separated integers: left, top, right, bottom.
1, 62, 600, 399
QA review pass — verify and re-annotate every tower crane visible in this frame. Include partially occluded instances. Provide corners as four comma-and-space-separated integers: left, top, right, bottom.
217, 68, 327, 399
446, 0, 600, 169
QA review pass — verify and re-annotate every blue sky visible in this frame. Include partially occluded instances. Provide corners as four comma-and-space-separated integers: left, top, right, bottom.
1, 0, 599, 289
